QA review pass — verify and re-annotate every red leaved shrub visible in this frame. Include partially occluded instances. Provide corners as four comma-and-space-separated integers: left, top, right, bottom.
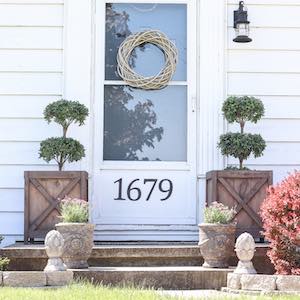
261, 171, 300, 275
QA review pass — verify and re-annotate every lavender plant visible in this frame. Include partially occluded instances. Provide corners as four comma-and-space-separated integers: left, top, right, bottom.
204, 202, 236, 224
60, 197, 89, 223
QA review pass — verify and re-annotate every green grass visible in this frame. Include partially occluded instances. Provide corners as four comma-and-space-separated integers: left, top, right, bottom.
0, 282, 298, 300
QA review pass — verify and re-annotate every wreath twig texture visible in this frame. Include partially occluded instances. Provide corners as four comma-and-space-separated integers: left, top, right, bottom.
117, 30, 178, 90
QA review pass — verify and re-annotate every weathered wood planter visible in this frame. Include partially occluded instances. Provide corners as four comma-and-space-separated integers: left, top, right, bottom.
24, 171, 88, 243
206, 170, 273, 239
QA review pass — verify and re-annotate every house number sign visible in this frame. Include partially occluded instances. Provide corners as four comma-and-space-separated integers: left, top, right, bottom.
114, 178, 173, 201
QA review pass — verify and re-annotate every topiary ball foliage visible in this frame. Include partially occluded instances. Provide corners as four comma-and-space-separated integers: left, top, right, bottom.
219, 133, 266, 167
219, 96, 266, 170
44, 99, 89, 136
40, 137, 85, 171
40, 99, 88, 170
222, 96, 264, 125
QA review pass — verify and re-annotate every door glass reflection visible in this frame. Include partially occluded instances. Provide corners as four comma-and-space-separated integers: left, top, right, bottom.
103, 85, 187, 161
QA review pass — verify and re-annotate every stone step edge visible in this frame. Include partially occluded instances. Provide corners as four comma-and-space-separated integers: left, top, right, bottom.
222, 288, 300, 296
0, 271, 73, 288
227, 273, 300, 293
1, 244, 269, 259
72, 266, 235, 272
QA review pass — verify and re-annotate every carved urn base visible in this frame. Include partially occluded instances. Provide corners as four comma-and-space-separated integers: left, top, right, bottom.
55, 223, 95, 269
198, 223, 236, 268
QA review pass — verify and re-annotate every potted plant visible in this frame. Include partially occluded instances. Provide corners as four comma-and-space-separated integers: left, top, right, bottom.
56, 197, 94, 269
199, 202, 236, 268
24, 100, 89, 243
0, 235, 10, 271
206, 96, 273, 239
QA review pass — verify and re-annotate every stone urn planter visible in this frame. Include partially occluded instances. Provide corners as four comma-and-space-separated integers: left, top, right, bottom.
56, 223, 95, 269
198, 223, 236, 268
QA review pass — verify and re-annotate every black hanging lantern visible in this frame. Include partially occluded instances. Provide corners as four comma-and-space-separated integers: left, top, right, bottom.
233, 1, 252, 43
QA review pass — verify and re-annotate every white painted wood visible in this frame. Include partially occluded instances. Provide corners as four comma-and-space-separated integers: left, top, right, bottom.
228, 142, 300, 165
260, 96, 300, 119
0, 50, 62, 72
0, 4, 63, 26
228, 28, 300, 50
0, 0, 64, 244
63, 0, 92, 173
0, 142, 45, 165
0, 212, 23, 235
228, 73, 300, 96
226, 1, 300, 186
0, 73, 62, 94
0, 189, 24, 212
0, 165, 57, 189
228, 50, 300, 73
228, 5, 300, 28
0, 119, 60, 141
0, 95, 61, 118
198, 0, 226, 175
229, 119, 300, 142
243, 165, 299, 184
0, 27, 62, 49
0, 0, 63, 3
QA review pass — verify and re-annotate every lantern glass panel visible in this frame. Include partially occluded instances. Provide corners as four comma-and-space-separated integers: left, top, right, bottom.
235, 23, 250, 38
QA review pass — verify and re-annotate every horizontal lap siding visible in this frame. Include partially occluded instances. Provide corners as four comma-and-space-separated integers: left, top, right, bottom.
0, 1, 64, 242
227, 0, 300, 182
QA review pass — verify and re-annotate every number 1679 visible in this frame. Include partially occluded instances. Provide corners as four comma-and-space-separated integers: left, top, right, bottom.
114, 178, 173, 201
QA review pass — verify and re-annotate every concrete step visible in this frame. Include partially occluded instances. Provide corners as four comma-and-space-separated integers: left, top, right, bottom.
72, 266, 233, 290
0, 243, 274, 274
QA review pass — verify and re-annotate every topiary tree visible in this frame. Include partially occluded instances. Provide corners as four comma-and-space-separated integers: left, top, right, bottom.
261, 171, 300, 275
218, 96, 266, 170
39, 100, 89, 171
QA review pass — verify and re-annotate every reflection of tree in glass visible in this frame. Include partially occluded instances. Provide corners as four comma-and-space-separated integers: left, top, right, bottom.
104, 4, 164, 161
106, 4, 133, 79
104, 86, 164, 161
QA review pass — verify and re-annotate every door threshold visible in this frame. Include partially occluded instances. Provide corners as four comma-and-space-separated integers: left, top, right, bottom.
94, 241, 198, 246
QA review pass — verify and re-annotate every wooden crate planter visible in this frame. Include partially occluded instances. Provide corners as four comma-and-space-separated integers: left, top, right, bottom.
24, 171, 88, 243
206, 170, 273, 239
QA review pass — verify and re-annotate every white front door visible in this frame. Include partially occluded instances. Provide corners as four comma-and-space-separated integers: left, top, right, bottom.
92, 0, 198, 241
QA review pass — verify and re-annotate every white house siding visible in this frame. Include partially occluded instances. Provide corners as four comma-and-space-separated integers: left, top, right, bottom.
0, 0, 64, 246
1, 0, 300, 244
227, 0, 300, 183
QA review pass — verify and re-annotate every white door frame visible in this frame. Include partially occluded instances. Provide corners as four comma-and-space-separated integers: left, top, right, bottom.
63, 0, 226, 241
94, 0, 197, 173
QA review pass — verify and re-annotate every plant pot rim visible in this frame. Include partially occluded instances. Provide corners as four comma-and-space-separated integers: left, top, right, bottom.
206, 170, 273, 174
56, 222, 94, 226
198, 223, 236, 227
207, 170, 273, 173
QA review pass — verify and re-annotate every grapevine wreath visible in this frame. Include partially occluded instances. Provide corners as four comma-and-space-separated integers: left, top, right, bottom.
117, 30, 178, 90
